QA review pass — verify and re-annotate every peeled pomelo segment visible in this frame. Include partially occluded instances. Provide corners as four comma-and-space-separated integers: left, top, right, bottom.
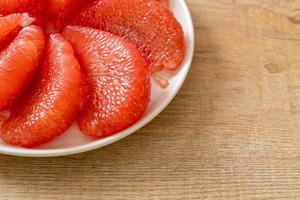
0, 0, 46, 25
72, 0, 185, 73
0, 13, 35, 51
0, 34, 83, 148
0, 25, 45, 110
63, 26, 150, 138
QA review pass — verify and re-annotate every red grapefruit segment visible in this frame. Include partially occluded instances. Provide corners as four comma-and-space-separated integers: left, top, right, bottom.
72, 0, 185, 73
63, 26, 150, 138
0, 34, 83, 147
0, 25, 45, 110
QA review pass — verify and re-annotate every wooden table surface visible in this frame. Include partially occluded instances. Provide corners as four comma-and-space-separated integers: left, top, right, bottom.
1, 0, 300, 199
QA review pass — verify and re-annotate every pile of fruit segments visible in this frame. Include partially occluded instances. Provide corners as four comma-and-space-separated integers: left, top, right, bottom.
0, 0, 184, 147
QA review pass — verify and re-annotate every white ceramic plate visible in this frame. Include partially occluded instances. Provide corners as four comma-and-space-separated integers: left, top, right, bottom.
0, 0, 194, 157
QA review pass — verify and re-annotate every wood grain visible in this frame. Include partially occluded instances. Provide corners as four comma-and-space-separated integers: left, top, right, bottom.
1, 0, 300, 199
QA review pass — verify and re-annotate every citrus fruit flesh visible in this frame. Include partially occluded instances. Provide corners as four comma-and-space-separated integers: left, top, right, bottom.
0, 13, 34, 40
47, 0, 92, 31
0, 13, 35, 51
63, 26, 150, 138
0, 34, 83, 147
156, 0, 169, 7
0, 0, 45, 25
0, 0, 185, 148
0, 25, 45, 110
73, 0, 185, 73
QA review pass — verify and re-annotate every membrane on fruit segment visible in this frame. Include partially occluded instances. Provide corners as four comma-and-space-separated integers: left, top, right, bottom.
0, 0, 45, 25
0, 13, 35, 51
0, 25, 45, 110
63, 26, 150, 138
0, 34, 83, 147
0, 13, 34, 39
73, 0, 185, 73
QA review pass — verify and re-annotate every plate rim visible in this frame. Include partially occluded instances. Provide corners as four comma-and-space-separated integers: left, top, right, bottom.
0, 0, 195, 157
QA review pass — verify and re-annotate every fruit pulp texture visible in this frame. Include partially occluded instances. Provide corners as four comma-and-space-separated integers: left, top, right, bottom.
73, 0, 185, 73
63, 26, 150, 138
47, 0, 93, 31
0, 34, 83, 147
157, 0, 169, 7
0, 0, 45, 25
0, 13, 34, 51
0, 25, 45, 110
0, 115, 7, 128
